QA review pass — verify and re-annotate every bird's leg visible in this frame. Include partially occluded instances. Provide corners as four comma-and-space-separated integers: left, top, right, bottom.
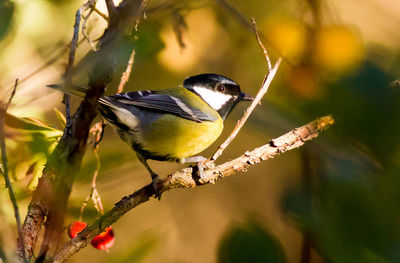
136, 153, 162, 199
180, 156, 208, 183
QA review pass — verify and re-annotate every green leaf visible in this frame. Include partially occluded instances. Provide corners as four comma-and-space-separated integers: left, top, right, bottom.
5, 112, 61, 132
53, 108, 66, 129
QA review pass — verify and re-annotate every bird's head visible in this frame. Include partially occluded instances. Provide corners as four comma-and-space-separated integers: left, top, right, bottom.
183, 73, 253, 120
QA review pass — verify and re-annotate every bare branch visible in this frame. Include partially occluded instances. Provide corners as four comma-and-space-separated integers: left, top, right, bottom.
80, 122, 106, 220
5, 79, 18, 110
211, 58, 282, 161
0, 79, 26, 262
53, 115, 334, 263
65, 10, 81, 84
93, 6, 109, 21
20, 0, 147, 261
63, 8, 82, 137
81, 8, 98, 51
210, 18, 280, 162
250, 18, 272, 72
117, 49, 135, 93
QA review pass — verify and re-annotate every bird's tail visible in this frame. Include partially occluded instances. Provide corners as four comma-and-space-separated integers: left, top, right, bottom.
47, 83, 88, 99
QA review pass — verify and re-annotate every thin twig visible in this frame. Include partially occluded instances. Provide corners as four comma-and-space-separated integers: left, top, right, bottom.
63, 8, 82, 135
93, 7, 109, 21
53, 115, 334, 263
211, 58, 281, 161
80, 122, 105, 220
91, 122, 105, 214
66, 10, 82, 82
210, 18, 282, 161
80, 0, 109, 51
250, 18, 272, 72
82, 8, 98, 51
117, 49, 136, 93
79, 150, 104, 219
5, 80, 18, 110
91, 151, 104, 214
89, 0, 109, 21
0, 79, 26, 262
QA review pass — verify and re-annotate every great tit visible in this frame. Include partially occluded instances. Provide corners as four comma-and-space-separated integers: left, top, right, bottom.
49, 73, 253, 194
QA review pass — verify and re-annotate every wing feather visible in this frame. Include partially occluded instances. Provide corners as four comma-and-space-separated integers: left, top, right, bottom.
103, 91, 216, 122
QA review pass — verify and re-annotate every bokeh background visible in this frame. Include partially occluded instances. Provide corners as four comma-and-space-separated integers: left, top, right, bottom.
1, 0, 400, 262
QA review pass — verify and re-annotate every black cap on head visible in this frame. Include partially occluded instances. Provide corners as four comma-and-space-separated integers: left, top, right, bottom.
184, 73, 253, 120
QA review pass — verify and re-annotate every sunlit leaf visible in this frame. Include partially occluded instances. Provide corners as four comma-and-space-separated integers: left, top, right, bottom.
53, 108, 66, 129
5, 112, 60, 132
4, 113, 62, 186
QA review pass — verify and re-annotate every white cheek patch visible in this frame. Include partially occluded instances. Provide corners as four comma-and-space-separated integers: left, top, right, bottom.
193, 86, 232, 110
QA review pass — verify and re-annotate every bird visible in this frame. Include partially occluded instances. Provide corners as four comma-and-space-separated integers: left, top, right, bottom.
49, 73, 253, 196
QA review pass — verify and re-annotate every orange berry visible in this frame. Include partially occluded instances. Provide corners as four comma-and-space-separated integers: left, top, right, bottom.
91, 226, 115, 250
68, 221, 87, 239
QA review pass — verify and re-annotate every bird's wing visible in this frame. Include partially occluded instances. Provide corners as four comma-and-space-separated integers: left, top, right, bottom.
103, 91, 217, 122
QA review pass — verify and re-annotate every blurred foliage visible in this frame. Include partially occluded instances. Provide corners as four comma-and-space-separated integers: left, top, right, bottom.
301, 60, 400, 166
106, 232, 158, 263
0, 0, 14, 41
218, 219, 285, 263
283, 164, 400, 263
314, 25, 364, 73
262, 16, 307, 63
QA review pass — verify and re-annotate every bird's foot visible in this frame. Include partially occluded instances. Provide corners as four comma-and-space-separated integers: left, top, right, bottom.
181, 156, 213, 184
150, 174, 163, 200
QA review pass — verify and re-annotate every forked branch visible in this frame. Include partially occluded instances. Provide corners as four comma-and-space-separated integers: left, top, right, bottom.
54, 115, 334, 263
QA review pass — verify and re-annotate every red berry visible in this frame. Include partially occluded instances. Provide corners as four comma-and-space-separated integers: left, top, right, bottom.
91, 226, 114, 250
68, 221, 87, 238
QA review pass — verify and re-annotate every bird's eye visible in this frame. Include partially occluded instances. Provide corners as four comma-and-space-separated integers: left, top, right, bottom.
216, 84, 225, 92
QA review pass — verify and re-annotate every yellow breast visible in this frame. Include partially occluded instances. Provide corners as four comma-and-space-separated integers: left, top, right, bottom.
141, 114, 223, 160
139, 86, 223, 160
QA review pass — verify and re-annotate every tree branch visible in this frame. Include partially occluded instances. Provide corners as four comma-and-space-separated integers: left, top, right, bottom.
18, 0, 146, 262
62, 7, 81, 139
211, 18, 281, 162
250, 18, 272, 72
211, 57, 281, 162
53, 115, 334, 263
117, 48, 135, 93
0, 79, 26, 262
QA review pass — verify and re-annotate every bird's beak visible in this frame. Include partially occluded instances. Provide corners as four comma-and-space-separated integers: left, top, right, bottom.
240, 92, 254, 101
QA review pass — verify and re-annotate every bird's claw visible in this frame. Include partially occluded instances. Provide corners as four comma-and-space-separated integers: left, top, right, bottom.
151, 175, 163, 200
